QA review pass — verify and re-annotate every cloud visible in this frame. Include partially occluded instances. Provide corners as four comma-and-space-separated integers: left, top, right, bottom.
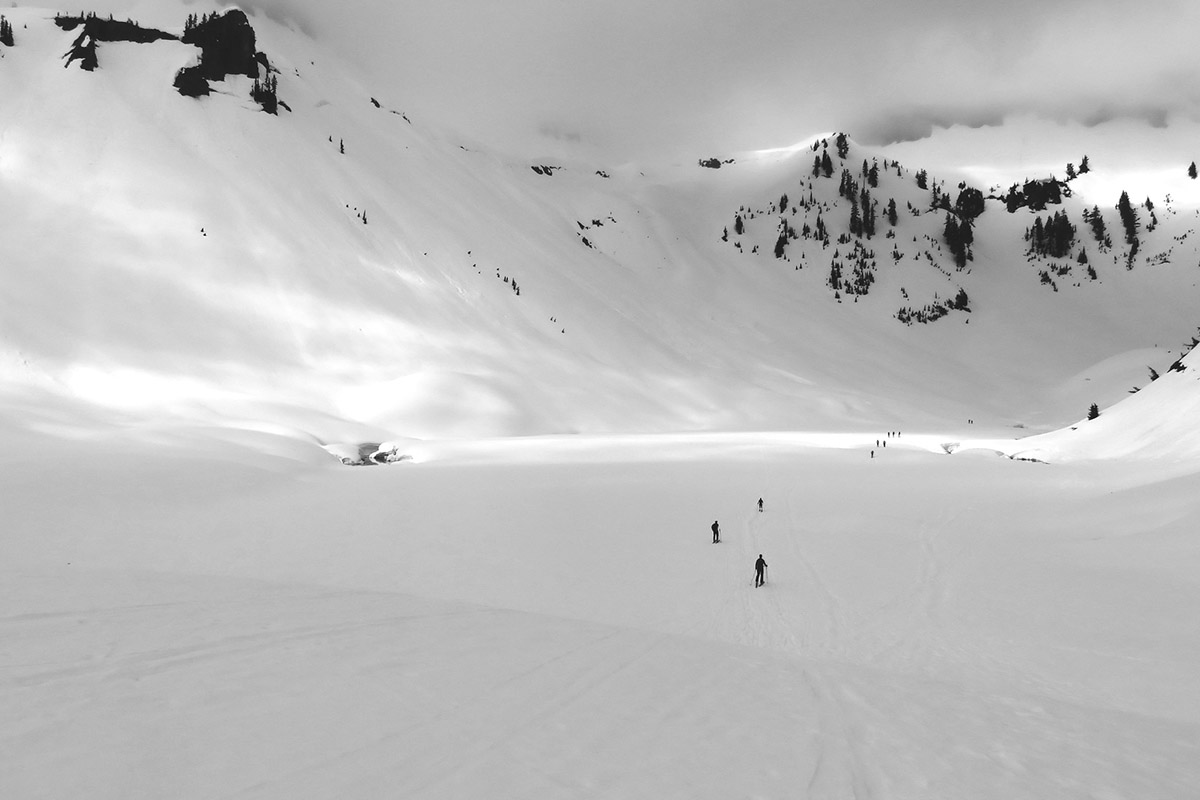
63, 0, 1200, 162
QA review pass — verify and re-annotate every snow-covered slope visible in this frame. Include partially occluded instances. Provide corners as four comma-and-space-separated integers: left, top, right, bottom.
3, 4, 1200, 442
6, 6, 1200, 798
1010, 339, 1200, 461
4, 419, 1200, 798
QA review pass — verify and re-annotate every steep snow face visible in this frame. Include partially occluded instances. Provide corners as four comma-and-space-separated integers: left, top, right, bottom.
2, 5, 1199, 442
1010, 342, 1200, 461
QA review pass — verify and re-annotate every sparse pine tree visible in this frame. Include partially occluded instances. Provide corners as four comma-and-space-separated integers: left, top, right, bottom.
1079, 155, 1090, 173
1087, 205, 1108, 246
839, 169, 854, 200
944, 213, 959, 246
1066, 162, 1076, 180
959, 216, 973, 247
1087, 403, 1100, 420
861, 188, 876, 238
1116, 191, 1139, 246
835, 133, 849, 160
250, 73, 279, 114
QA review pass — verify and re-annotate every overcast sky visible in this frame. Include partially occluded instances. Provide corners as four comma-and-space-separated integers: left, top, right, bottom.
223, 0, 1200, 161
98, 0, 1200, 165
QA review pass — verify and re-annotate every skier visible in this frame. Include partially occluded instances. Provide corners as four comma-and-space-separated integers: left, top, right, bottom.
758, 498, 764, 513
711, 520, 720, 544
754, 554, 768, 587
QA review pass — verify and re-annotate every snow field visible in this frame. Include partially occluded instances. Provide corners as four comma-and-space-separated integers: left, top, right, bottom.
3, 425, 1199, 798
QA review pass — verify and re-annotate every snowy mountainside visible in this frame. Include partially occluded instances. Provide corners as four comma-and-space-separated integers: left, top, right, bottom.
2, 4, 1200, 442
1010, 333, 1200, 461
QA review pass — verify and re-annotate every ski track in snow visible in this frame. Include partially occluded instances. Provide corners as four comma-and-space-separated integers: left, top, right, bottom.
4, 430, 1200, 798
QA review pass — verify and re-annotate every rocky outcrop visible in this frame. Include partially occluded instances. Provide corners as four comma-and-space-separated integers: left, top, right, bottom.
174, 10, 277, 112
56, 13, 177, 71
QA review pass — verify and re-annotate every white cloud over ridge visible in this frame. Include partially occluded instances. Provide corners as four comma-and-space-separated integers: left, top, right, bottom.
70, 0, 1200, 162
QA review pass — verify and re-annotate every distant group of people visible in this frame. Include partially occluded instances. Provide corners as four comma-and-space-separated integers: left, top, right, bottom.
711, 498, 769, 587
872, 430, 902, 459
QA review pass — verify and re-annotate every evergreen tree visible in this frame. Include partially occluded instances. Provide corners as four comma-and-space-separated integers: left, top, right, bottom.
821, 150, 833, 178
959, 216, 973, 248
1025, 212, 1075, 258
943, 214, 963, 267
734, 214, 743, 236
915, 169, 928, 190
0, 15, 13, 47
1116, 191, 1139, 246
860, 188, 876, 238
250, 73, 279, 114
835, 133, 849, 160
1086, 205, 1108, 247
1029, 217, 1045, 252
838, 169, 855, 200
1190, 161, 1198, 180
1087, 403, 1100, 420
886, 198, 898, 227
1066, 162, 1076, 180
1079, 155, 1090, 173
867, 162, 879, 188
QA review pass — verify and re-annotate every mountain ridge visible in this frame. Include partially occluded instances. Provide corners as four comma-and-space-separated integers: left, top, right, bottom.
2, 4, 1198, 448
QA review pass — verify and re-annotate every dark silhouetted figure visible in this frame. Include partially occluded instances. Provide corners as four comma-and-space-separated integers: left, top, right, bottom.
755, 554, 768, 587
711, 520, 720, 544
758, 498, 764, 512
